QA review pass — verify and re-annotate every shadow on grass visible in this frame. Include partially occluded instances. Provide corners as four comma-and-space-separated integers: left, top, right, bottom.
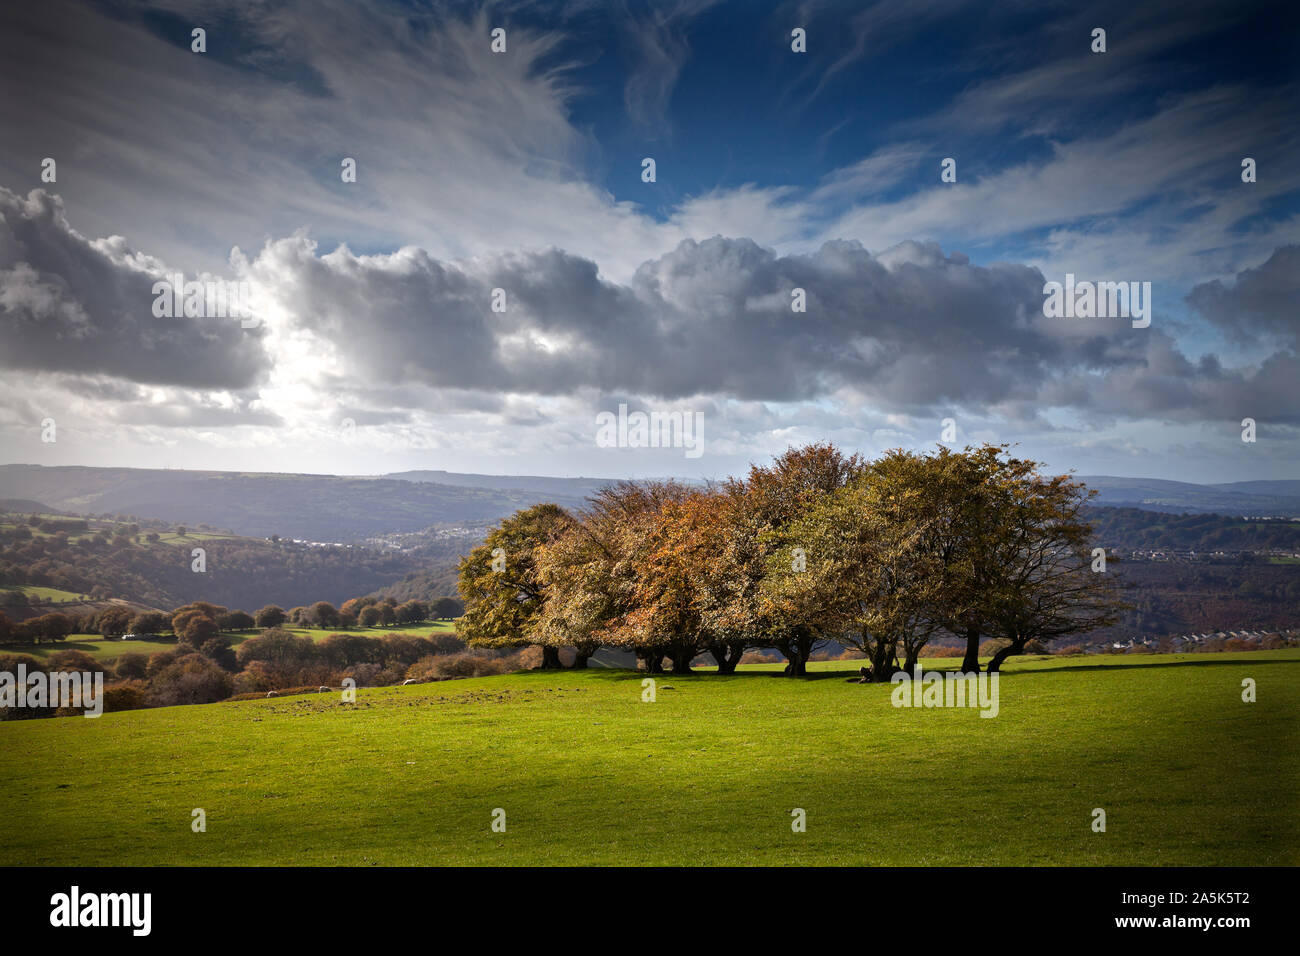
970, 656, 1300, 677
2, 638, 170, 654
572, 666, 864, 683
565, 652, 1300, 684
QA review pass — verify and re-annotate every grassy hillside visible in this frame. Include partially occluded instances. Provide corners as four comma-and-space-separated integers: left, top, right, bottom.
2, 651, 1295, 866
2, 585, 88, 604
0, 512, 447, 611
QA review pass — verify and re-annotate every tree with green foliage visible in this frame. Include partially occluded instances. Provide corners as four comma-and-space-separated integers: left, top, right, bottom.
966, 461, 1126, 671
766, 450, 949, 679
458, 503, 572, 669
199, 636, 239, 671
255, 605, 286, 628
395, 599, 428, 624
129, 611, 171, 636
431, 596, 463, 620
722, 443, 865, 675
311, 601, 340, 629
180, 614, 220, 649
28, 612, 76, 644
218, 610, 256, 631
96, 605, 133, 639
235, 627, 319, 683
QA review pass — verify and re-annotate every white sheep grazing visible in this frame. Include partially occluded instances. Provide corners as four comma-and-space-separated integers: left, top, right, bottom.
402, 678, 417, 685
317, 686, 330, 693
265, 691, 277, 698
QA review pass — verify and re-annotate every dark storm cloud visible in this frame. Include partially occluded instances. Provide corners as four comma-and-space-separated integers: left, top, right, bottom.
246, 232, 1300, 425
1042, 331, 1300, 425
0, 188, 272, 389
1186, 245, 1300, 349
254, 234, 1068, 405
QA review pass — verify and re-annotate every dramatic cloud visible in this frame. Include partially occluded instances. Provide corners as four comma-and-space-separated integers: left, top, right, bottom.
244, 233, 1054, 403
0, 188, 271, 388
1187, 245, 1300, 350
234, 229, 1300, 428
0, 0, 1294, 481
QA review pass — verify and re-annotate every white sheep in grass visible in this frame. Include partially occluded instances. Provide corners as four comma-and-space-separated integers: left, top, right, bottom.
402, 678, 417, 685
318, 686, 330, 693
265, 691, 277, 698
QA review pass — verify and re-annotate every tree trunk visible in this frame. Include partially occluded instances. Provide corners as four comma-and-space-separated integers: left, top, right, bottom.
539, 645, 563, 670
959, 626, 981, 674
637, 649, 666, 673
570, 652, 590, 669
669, 648, 694, 674
986, 639, 1025, 673
710, 642, 745, 674
870, 639, 895, 680
775, 636, 806, 675
779, 632, 817, 676
788, 643, 809, 676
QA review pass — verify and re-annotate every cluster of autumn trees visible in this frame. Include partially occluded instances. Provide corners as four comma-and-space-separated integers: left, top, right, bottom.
457, 443, 1125, 676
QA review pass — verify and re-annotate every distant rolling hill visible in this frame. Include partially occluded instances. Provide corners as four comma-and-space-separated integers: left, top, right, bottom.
1078, 476, 1300, 517
2, 465, 1297, 544
1210, 480, 1300, 498
384, 469, 614, 511
0, 466, 561, 542
0, 499, 59, 514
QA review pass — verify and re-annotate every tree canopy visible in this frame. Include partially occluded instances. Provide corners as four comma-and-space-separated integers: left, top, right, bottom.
457, 443, 1124, 677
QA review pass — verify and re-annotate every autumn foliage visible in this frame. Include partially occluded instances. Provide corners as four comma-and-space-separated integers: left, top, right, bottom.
458, 443, 1124, 676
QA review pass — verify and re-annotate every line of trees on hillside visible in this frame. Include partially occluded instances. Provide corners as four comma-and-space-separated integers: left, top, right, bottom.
456, 443, 1126, 676
2, 596, 478, 719
0, 593, 465, 647
1085, 506, 1300, 552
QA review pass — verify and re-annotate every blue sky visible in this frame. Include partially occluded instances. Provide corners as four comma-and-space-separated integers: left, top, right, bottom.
0, 0, 1296, 483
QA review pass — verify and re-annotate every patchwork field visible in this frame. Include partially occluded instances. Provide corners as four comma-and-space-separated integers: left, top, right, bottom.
1, 651, 1296, 866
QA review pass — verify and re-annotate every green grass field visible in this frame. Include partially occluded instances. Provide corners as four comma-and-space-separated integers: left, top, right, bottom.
10, 636, 183, 662
2, 650, 1295, 866
0, 585, 88, 605
141, 531, 236, 546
